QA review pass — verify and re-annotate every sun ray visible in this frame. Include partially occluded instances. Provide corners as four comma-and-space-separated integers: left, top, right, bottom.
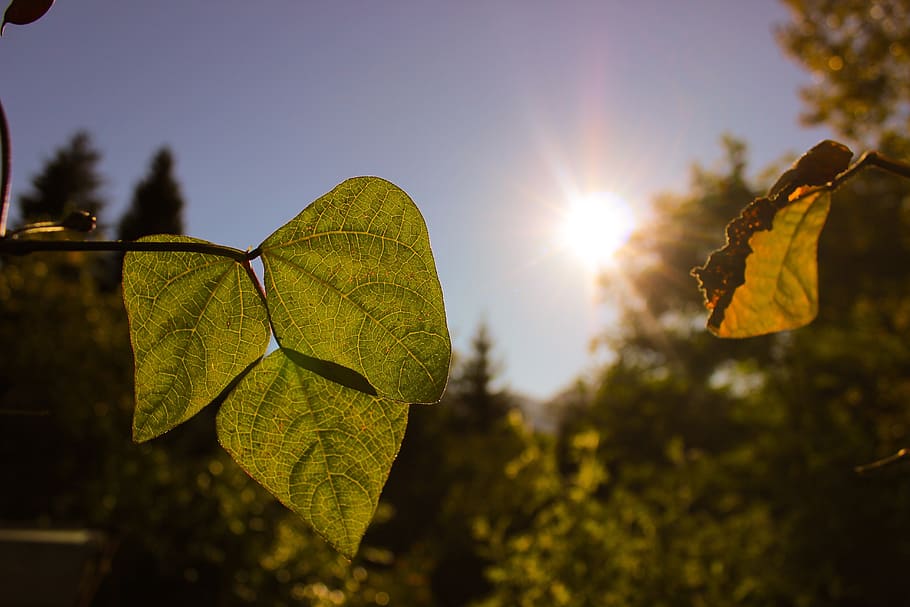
559, 190, 637, 271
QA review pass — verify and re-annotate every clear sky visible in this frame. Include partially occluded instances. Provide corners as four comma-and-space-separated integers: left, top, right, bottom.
0, 1, 833, 399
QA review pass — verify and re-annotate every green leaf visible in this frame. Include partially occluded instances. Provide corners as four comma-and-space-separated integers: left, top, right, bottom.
705, 189, 832, 337
260, 176, 450, 403
216, 347, 408, 557
123, 235, 270, 442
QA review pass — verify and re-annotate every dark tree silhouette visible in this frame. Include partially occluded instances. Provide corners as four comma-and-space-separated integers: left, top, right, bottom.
18, 131, 105, 223
447, 323, 513, 429
118, 147, 185, 241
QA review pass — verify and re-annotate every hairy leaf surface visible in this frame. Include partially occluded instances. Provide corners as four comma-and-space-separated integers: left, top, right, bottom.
123, 235, 270, 441
216, 347, 408, 557
260, 177, 450, 403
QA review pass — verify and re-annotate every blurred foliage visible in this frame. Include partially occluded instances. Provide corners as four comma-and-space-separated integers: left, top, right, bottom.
778, 0, 910, 150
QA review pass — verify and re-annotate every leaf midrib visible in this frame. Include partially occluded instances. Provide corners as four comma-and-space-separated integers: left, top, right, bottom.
771, 194, 822, 311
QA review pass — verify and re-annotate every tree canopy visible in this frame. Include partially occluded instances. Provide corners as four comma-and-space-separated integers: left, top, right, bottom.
778, 0, 910, 148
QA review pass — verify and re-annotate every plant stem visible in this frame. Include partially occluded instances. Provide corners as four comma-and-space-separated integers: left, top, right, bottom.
0, 238, 259, 263
830, 150, 910, 189
241, 256, 279, 337
0, 97, 11, 239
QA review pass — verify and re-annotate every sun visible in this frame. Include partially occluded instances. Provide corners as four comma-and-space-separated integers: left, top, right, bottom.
559, 190, 637, 269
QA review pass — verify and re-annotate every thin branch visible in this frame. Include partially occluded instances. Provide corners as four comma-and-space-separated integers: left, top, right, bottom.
0, 97, 10, 238
828, 150, 910, 190
855, 448, 910, 474
0, 237, 259, 263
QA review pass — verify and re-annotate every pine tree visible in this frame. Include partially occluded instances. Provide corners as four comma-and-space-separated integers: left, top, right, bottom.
117, 147, 185, 241
18, 131, 105, 223
449, 323, 513, 429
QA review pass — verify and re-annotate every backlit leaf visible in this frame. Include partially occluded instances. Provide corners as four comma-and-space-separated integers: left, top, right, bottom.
123, 235, 270, 442
216, 347, 408, 557
260, 177, 450, 403
693, 140, 853, 338
701, 189, 832, 337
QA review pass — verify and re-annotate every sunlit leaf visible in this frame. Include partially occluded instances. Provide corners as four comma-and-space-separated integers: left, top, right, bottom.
1, 0, 54, 35
693, 140, 853, 338
260, 177, 451, 403
123, 235, 270, 442
120, 178, 449, 556
216, 347, 408, 557
700, 189, 832, 337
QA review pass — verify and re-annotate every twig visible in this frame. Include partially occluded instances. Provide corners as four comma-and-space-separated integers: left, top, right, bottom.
0, 96, 250, 265
855, 448, 910, 474
828, 150, 910, 190
0, 237, 259, 263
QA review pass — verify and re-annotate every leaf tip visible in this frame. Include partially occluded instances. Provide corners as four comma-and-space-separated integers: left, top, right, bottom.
131, 422, 154, 444
331, 537, 359, 561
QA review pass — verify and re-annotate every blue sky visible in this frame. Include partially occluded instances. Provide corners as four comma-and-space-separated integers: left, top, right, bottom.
0, 1, 833, 399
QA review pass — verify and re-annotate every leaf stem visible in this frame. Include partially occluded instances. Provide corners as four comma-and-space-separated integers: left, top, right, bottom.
0, 237, 256, 263
241, 257, 270, 307
830, 150, 910, 189
0, 97, 11, 239
241, 256, 281, 340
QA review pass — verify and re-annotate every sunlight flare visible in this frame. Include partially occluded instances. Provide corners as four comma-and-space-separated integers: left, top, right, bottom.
560, 191, 636, 269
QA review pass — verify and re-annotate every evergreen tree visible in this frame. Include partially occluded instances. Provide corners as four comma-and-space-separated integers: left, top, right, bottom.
18, 131, 105, 223
117, 147, 185, 241
447, 323, 513, 429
